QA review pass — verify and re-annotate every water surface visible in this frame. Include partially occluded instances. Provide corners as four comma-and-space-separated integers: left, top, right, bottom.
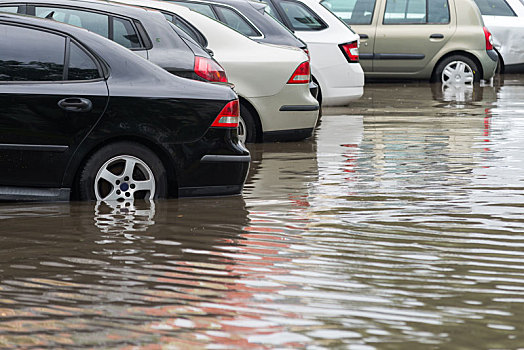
1, 77, 524, 349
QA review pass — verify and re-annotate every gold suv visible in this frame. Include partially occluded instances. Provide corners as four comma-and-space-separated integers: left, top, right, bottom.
321, 0, 498, 84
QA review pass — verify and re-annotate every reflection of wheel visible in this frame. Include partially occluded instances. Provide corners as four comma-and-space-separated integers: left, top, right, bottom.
434, 55, 480, 85
239, 103, 257, 143
78, 142, 167, 201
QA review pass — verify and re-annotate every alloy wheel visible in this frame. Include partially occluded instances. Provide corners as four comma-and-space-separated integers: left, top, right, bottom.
94, 155, 156, 201
238, 116, 247, 144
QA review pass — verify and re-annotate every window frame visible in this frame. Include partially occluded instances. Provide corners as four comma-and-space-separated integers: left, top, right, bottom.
382, 0, 451, 25
163, 11, 208, 48
26, 5, 149, 51
212, 4, 263, 38
473, 0, 517, 16
275, 0, 328, 32
0, 21, 106, 84
320, 0, 377, 26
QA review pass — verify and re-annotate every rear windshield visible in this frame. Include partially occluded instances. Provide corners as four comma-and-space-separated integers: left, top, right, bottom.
473, 0, 516, 16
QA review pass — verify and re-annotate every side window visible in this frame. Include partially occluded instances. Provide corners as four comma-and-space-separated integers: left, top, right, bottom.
214, 6, 260, 36
34, 7, 109, 37
113, 17, 141, 49
384, 0, 426, 23
166, 13, 208, 47
473, 0, 516, 16
384, 0, 449, 24
320, 0, 375, 25
175, 2, 218, 19
68, 43, 100, 80
279, 0, 327, 30
0, 24, 65, 81
0, 6, 19, 13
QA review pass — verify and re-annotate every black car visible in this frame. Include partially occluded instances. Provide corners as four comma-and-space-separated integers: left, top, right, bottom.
0, 13, 250, 201
0, 0, 228, 83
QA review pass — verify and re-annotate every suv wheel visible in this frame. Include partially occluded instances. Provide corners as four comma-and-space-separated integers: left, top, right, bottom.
435, 55, 480, 85
78, 142, 167, 201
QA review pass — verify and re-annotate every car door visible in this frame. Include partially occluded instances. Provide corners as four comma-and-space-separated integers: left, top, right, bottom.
372, 0, 455, 74
0, 23, 108, 187
320, 0, 378, 72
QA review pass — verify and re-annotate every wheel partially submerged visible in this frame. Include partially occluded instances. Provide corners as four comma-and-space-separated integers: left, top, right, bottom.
435, 55, 480, 85
79, 142, 167, 201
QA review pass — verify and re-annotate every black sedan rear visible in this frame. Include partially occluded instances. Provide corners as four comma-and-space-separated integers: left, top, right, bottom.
0, 14, 250, 201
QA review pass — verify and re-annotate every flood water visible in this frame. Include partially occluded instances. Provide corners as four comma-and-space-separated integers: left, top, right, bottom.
1, 76, 524, 349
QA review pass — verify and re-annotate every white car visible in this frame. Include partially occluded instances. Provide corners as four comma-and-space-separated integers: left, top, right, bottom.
474, 0, 524, 73
111, 0, 320, 143
259, 0, 365, 106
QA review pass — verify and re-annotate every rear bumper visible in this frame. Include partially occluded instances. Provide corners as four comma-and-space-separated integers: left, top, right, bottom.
172, 129, 251, 197
313, 62, 364, 106
247, 84, 319, 141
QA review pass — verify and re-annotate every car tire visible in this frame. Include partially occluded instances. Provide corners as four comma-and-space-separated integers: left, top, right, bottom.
434, 55, 480, 85
238, 104, 257, 144
78, 142, 168, 201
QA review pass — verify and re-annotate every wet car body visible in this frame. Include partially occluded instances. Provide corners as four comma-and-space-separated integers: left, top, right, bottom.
114, 0, 319, 144
163, 0, 320, 100
168, 0, 307, 48
0, 0, 226, 82
322, 0, 498, 83
0, 14, 249, 201
474, 0, 524, 73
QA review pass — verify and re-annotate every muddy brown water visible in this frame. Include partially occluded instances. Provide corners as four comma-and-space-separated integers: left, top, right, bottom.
1, 76, 524, 349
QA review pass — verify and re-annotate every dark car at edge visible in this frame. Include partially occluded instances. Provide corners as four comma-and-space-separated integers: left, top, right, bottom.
0, 13, 250, 202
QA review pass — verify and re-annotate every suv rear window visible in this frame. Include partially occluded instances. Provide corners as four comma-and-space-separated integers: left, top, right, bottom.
383, 0, 450, 24
473, 0, 516, 16
279, 0, 327, 30
320, 0, 375, 25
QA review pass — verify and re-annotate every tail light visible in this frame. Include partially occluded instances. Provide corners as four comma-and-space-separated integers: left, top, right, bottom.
483, 27, 493, 51
194, 56, 228, 83
287, 61, 310, 84
211, 99, 239, 128
339, 41, 359, 63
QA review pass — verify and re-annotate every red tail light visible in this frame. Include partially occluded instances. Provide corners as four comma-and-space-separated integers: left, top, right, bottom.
483, 27, 494, 51
339, 41, 359, 62
194, 56, 228, 83
211, 100, 239, 128
287, 61, 310, 84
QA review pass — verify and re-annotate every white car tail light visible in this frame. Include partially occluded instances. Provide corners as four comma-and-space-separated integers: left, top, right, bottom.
287, 61, 310, 84
339, 41, 359, 63
194, 56, 228, 83
211, 100, 239, 128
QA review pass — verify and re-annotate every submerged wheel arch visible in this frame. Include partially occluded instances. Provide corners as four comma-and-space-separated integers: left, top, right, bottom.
70, 136, 179, 200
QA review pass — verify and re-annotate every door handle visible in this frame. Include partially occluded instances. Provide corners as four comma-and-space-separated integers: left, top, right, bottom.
58, 97, 92, 112
359, 33, 369, 39
430, 34, 444, 39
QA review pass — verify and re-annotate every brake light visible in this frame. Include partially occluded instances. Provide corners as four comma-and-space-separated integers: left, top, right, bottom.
211, 100, 239, 128
483, 27, 493, 51
194, 56, 228, 83
287, 61, 310, 84
339, 41, 359, 63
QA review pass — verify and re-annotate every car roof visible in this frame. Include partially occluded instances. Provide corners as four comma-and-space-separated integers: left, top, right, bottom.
0, 0, 160, 18
169, 0, 307, 48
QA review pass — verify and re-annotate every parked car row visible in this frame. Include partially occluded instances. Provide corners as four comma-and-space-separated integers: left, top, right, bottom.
0, 0, 515, 203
